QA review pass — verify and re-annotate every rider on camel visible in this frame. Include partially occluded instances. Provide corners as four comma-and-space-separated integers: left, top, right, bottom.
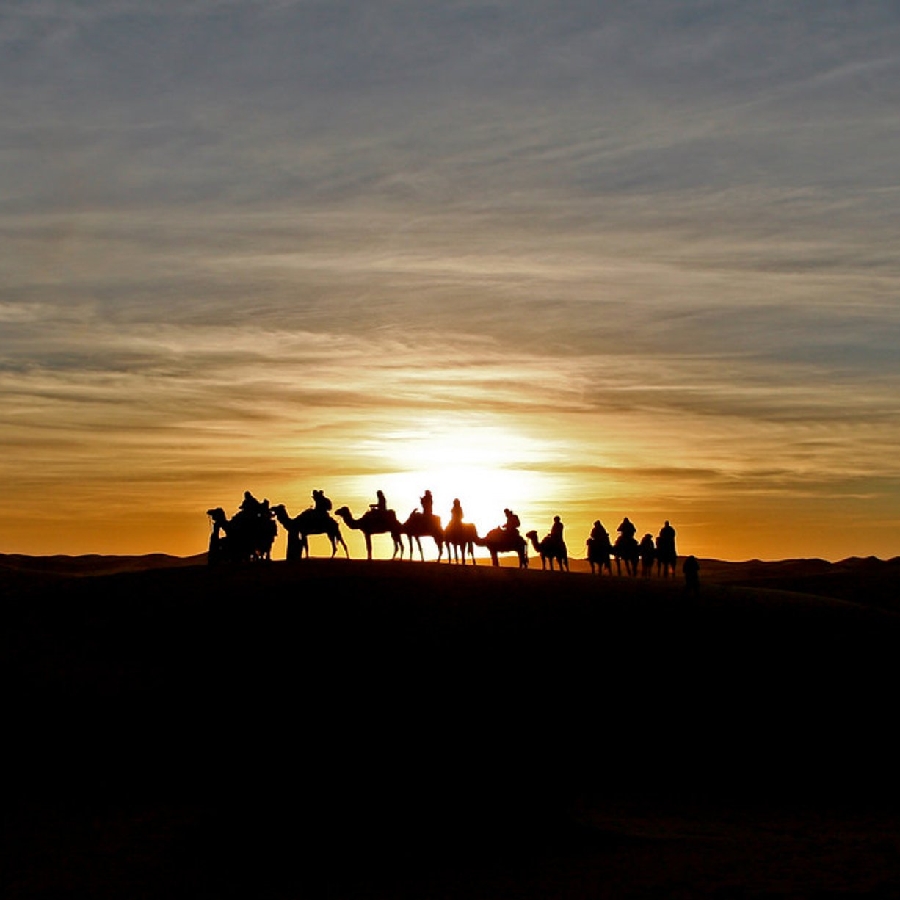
240, 490, 263, 517
503, 508, 521, 535
312, 489, 333, 514
657, 519, 676, 553
547, 515, 564, 545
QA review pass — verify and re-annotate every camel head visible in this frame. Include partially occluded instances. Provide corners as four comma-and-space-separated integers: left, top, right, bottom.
207, 507, 226, 522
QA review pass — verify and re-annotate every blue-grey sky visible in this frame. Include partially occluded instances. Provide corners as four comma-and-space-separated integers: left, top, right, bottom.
2, 1, 899, 559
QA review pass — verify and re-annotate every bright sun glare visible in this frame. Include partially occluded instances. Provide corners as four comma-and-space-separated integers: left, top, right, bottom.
353, 420, 556, 535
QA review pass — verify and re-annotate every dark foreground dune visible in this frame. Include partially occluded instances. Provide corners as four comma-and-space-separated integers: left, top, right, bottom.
3, 555, 900, 898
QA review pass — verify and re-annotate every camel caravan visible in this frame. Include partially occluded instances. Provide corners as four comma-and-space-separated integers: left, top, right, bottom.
206, 489, 679, 577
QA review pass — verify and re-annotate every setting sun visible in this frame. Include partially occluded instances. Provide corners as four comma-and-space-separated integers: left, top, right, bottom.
325, 416, 565, 558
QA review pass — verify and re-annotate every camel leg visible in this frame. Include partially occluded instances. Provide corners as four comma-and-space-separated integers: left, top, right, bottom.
365, 534, 373, 560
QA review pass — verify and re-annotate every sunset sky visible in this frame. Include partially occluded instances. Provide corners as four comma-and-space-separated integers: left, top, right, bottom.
2, 1, 899, 561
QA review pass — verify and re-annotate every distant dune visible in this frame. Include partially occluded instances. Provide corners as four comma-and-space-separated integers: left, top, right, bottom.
4, 555, 900, 898
0, 552, 206, 576
3, 549, 897, 608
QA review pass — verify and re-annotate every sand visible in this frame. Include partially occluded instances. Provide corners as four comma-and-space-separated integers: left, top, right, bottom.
3, 553, 900, 897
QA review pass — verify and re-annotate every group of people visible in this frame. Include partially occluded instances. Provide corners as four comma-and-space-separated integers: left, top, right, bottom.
212, 487, 698, 587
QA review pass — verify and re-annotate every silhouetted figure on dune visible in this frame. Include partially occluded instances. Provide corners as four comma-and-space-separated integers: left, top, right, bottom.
613, 517, 640, 576
312, 489, 333, 514
402, 493, 445, 561
503, 508, 521, 535
683, 554, 700, 594
240, 490, 263, 515
587, 520, 612, 575
656, 520, 678, 578
207, 493, 277, 564
334, 504, 403, 560
526, 516, 569, 571
475, 511, 528, 568
444, 499, 477, 565
272, 502, 348, 561
639, 533, 656, 577
549, 515, 564, 544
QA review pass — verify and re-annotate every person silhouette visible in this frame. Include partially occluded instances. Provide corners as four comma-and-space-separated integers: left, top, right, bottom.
548, 515, 564, 544
683, 555, 700, 594
658, 519, 676, 550
370, 490, 387, 513
240, 490, 262, 516
420, 489, 434, 519
503, 508, 521, 534
449, 498, 464, 526
590, 520, 609, 543
617, 517, 637, 541
312, 489, 332, 514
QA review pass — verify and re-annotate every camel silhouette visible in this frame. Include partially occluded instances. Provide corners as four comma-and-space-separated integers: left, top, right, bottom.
655, 521, 678, 578
444, 520, 478, 565
525, 530, 569, 571
271, 503, 348, 560
206, 506, 277, 564
401, 511, 445, 561
474, 526, 528, 568
613, 533, 640, 577
586, 530, 613, 575
334, 506, 403, 560
639, 533, 656, 577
